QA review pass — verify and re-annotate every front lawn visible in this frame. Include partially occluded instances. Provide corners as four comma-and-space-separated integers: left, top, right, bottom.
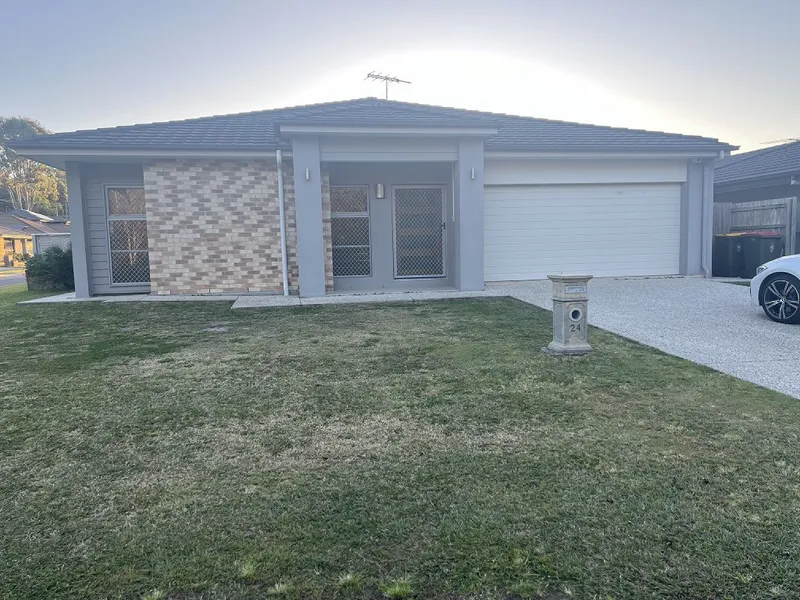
2, 284, 799, 599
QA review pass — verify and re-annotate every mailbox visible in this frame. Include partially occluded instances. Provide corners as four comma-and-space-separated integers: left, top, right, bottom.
543, 274, 593, 356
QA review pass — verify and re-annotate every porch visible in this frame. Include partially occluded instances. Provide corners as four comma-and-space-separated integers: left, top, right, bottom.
328, 162, 454, 293
289, 129, 490, 297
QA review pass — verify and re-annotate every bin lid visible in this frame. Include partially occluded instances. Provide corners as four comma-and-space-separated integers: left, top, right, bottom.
739, 230, 783, 238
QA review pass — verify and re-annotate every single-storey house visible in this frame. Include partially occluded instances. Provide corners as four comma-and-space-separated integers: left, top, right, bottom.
1, 225, 31, 267
715, 140, 800, 254
11, 98, 734, 298
0, 210, 71, 266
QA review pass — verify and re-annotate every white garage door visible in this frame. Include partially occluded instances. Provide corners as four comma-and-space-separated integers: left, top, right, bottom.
484, 184, 681, 281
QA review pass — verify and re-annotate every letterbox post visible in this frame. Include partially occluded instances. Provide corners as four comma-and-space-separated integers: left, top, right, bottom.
543, 274, 593, 356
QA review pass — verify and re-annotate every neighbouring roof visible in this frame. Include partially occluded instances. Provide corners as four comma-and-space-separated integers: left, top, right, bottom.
0, 224, 31, 238
10, 98, 735, 154
0, 212, 70, 235
715, 140, 800, 184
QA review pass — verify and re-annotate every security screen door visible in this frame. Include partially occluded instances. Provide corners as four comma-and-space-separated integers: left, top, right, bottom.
330, 186, 372, 277
392, 186, 446, 278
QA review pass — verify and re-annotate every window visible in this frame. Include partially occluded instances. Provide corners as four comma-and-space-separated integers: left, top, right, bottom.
106, 187, 150, 284
330, 186, 371, 277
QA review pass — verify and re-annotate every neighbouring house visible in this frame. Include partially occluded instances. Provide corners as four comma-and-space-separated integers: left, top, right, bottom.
0, 210, 71, 266
1, 225, 31, 267
715, 140, 800, 254
10, 98, 734, 298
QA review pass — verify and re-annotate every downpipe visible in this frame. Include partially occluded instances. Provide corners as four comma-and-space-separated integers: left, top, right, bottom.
277, 150, 289, 296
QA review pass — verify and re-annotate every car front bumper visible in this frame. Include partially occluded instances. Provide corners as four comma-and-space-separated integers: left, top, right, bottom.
750, 271, 768, 307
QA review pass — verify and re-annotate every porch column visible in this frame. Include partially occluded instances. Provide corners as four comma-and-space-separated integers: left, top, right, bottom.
291, 137, 327, 297
65, 162, 91, 298
681, 159, 713, 276
457, 139, 485, 291
701, 159, 715, 278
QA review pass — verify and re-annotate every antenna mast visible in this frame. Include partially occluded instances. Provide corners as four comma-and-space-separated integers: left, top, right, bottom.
365, 72, 411, 99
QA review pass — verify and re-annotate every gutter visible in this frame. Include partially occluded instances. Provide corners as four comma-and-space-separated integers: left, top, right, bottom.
714, 172, 800, 193
276, 150, 289, 296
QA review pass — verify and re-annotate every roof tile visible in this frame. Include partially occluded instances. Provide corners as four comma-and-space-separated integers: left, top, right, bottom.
715, 140, 800, 183
12, 98, 733, 153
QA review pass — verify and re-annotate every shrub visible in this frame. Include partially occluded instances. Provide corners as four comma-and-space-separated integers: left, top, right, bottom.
25, 245, 74, 291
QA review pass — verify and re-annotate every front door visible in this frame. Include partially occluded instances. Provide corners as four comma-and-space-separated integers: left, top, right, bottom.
329, 164, 453, 292
392, 185, 446, 278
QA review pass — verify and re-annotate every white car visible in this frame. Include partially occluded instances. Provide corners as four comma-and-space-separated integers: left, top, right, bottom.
750, 254, 800, 324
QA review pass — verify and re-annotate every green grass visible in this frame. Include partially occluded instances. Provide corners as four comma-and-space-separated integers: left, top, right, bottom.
2, 283, 800, 599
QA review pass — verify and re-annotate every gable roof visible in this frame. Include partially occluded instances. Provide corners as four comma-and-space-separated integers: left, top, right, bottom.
10, 98, 734, 155
714, 140, 800, 184
0, 223, 31, 238
11, 208, 55, 222
0, 212, 69, 235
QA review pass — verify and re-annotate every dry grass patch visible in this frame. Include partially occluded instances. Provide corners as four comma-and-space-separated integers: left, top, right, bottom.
2, 284, 800, 600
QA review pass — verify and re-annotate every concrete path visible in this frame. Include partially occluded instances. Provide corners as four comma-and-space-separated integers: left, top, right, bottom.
0, 274, 26, 287
230, 288, 506, 308
19, 277, 798, 398
496, 278, 800, 400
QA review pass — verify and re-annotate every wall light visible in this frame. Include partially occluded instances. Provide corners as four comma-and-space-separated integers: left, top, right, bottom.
305, 168, 311, 181
376, 183, 385, 199
470, 167, 476, 180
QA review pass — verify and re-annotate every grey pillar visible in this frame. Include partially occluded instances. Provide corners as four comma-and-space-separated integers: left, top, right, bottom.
291, 137, 326, 297
701, 159, 715, 278
456, 139, 485, 291
65, 162, 91, 298
681, 160, 705, 275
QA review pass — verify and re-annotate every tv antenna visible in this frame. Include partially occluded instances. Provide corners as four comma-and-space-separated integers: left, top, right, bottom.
365, 72, 411, 100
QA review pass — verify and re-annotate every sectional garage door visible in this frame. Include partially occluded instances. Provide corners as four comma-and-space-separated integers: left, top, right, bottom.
484, 183, 681, 281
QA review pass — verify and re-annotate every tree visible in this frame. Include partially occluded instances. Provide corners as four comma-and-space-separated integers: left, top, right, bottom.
0, 117, 66, 216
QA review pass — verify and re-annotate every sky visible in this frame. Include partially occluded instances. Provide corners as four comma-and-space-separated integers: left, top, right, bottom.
2, 0, 799, 152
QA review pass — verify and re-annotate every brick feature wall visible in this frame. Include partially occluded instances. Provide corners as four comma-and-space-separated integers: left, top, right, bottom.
143, 159, 333, 295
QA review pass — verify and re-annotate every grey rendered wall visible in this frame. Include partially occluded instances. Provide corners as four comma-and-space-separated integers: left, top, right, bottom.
457, 140, 485, 290
450, 162, 461, 289
292, 138, 327, 297
65, 163, 91, 298
681, 159, 716, 276
82, 163, 149, 295
681, 161, 705, 275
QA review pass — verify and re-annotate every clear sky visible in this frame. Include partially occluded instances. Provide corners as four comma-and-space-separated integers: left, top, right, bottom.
2, 0, 798, 152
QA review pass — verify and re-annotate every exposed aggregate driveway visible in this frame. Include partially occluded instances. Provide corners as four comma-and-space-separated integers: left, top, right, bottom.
496, 277, 800, 399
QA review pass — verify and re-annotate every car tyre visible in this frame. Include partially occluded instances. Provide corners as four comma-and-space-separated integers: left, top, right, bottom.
759, 273, 800, 324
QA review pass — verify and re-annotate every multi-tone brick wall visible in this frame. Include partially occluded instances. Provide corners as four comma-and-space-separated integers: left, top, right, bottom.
143, 159, 332, 295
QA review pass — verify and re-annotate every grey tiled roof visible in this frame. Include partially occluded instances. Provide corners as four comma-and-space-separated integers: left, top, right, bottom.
714, 140, 800, 184
11, 98, 734, 153
0, 212, 69, 234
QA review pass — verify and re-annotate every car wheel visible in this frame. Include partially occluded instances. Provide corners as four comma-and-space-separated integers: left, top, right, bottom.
759, 273, 800, 324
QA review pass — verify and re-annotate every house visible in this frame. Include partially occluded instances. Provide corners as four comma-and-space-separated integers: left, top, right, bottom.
0, 210, 71, 266
1, 225, 31, 267
715, 140, 800, 254
10, 98, 733, 298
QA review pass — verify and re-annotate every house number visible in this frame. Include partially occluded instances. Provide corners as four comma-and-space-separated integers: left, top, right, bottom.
570, 324, 582, 332
566, 285, 587, 294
